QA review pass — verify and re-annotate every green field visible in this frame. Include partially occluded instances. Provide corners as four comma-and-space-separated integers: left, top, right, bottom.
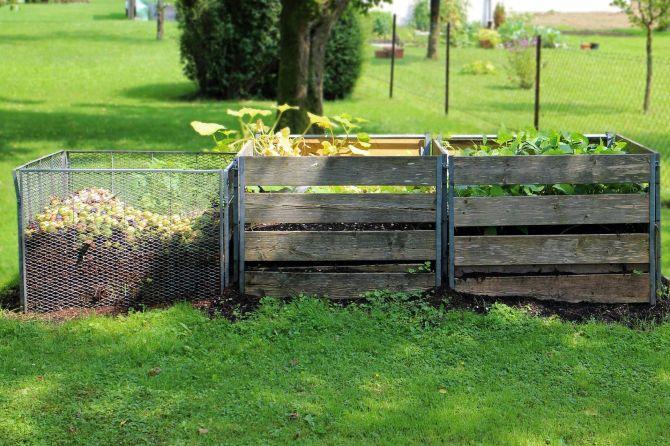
3, 2, 670, 444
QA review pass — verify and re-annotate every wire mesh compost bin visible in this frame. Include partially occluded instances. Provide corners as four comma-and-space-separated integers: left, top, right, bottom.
14, 151, 237, 312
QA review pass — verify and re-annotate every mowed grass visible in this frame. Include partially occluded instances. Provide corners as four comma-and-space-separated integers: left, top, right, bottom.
2, 298, 670, 445
1, 0, 670, 288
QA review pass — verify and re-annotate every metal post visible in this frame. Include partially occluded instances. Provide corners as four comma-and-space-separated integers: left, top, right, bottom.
655, 154, 662, 301
534, 35, 542, 130
649, 152, 661, 305
422, 133, 431, 156
13, 170, 26, 312
231, 161, 239, 286
445, 22, 451, 115
435, 156, 443, 288
447, 156, 455, 290
237, 157, 246, 295
219, 168, 230, 294
389, 13, 397, 99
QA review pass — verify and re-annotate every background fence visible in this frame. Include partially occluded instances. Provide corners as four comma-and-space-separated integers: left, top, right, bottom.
375, 33, 670, 199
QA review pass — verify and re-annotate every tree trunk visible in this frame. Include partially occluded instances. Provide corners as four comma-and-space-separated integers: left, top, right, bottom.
277, 0, 349, 130
427, 0, 440, 59
156, 0, 164, 40
644, 24, 653, 114
128, 0, 135, 19
277, 0, 313, 130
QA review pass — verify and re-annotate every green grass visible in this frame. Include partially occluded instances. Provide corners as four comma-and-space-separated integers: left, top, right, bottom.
1, 298, 670, 445
2, 4, 670, 444
1, 0, 670, 288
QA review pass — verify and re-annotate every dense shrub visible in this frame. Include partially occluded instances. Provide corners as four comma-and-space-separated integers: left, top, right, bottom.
176, 0, 280, 98
177, 0, 362, 100
324, 6, 363, 100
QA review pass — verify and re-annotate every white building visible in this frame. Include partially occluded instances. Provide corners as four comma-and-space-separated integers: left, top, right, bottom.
379, 0, 619, 25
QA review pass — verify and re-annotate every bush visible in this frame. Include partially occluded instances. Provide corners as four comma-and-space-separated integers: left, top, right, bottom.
177, 0, 362, 100
460, 60, 495, 75
493, 3, 505, 28
478, 28, 500, 48
176, 0, 280, 98
504, 40, 535, 89
324, 6, 363, 100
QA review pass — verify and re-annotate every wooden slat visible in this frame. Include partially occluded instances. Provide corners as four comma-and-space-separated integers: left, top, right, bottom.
260, 263, 426, 273
453, 154, 651, 185
455, 273, 650, 303
246, 271, 434, 299
245, 193, 436, 224
456, 263, 648, 277
455, 194, 649, 226
245, 230, 435, 261
454, 234, 649, 266
243, 157, 436, 186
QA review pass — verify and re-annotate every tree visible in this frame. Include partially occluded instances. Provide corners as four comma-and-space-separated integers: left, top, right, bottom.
612, 0, 670, 113
426, 0, 440, 59
277, 0, 385, 129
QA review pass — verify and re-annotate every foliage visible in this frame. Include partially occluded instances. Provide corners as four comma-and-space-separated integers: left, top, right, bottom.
612, 0, 670, 30
449, 129, 645, 197
504, 38, 535, 89
176, 0, 280, 99
493, 2, 505, 28
451, 21, 480, 47
324, 5, 364, 100
370, 10, 392, 39
176, 0, 364, 100
498, 18, 564, 48
459, 60, 495, 75
192, 105, 371, 156
411, 0, 468, 32
477, 28, 501, 48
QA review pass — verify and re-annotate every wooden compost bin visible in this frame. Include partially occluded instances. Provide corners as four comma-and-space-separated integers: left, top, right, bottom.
237, 135, 440, 298
436, 135, 661, 304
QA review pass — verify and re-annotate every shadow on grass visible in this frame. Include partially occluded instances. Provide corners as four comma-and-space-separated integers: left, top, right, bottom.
92, 12, 127, 21
121, 82, 200, 102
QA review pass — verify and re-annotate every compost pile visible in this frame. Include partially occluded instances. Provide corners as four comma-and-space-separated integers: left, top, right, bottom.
24, 188, 221, 312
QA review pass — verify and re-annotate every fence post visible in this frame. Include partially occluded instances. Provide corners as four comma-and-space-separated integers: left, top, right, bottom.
389, 13, 396, 99
237, 157, 246, 295
447, 155, 455, 291
13, 170, 26, 312
534, 35, 542, 130
445, 22, 451, 115
649, 152, 661, 305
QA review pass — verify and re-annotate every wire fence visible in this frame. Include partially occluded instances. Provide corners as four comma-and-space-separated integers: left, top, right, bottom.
373, 41, 670, 199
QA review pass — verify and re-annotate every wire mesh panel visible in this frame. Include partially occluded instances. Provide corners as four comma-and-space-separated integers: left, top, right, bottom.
16, 151, 235, 312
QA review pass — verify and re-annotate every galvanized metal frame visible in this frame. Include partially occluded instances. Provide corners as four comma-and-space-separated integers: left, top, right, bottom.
237, 156, 246, 295
13, 169, 27, 311
435, 156, 443, 287
649, 151, 661, 305
447, 156, 455, 290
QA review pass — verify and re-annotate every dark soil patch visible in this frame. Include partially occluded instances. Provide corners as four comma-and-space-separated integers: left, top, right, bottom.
426, 280, 670, 327
207, 288, 261, 321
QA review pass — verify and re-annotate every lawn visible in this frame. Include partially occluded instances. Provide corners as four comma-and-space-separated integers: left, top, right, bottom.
2, 3, 670, 444
1, 0, 670, 289
2, 298, 670, 445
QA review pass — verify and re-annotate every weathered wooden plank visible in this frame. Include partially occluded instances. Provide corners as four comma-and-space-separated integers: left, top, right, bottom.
260, 263, 426, 273
245, 271, 434, 299
455, 194, 649, 226
245, 193, 436, 224
455, 274, 650, 303
456, 263, 648, 277
454, 234, 649, 265
243, 157, 436, 186
245, 230, 436, 261
453, 154, 651, 185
